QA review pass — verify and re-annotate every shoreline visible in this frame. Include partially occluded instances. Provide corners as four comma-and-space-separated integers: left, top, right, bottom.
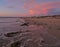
0, 16, 60, 47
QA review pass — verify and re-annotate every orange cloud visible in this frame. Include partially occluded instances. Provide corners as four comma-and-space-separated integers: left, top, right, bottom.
29, 9, 35, 15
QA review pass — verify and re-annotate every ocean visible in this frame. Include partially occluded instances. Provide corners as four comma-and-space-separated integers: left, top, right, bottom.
0, 18, 25, 34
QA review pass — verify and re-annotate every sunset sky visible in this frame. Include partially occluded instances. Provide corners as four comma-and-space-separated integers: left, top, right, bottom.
0, 0, 60, 17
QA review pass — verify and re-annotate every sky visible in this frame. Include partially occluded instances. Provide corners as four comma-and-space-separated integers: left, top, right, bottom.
0, 0, 60, 17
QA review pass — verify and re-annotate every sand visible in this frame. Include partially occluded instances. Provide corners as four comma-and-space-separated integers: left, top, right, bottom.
23, 16, 60, 39
0, 16, 60, 47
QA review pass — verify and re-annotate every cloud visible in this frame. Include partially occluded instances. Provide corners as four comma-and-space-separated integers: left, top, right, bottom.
47, 8, 60, 15
23, 1, 60, 16
7, 5, 15, 8
2, 0, 60, 16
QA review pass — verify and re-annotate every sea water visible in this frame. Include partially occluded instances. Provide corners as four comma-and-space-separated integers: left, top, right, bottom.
0, 18, 25, 34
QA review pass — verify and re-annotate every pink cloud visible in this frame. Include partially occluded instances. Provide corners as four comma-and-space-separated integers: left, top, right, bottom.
4, 0, 60, 16
23, 1, 60, 16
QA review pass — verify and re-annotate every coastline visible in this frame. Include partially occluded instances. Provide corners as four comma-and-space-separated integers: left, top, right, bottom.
0, 16, 60, 47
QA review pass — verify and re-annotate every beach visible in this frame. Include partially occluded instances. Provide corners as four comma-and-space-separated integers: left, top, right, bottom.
0, 16, 60, 47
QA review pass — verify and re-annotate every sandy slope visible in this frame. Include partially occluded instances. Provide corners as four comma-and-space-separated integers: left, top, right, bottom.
23, 16, 60, 39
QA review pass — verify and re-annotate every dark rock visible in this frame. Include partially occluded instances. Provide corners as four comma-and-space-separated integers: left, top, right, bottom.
10, 41, 21, 47
21, 22, 29, 26
4, 32, 20, 37
41, 40, 45, 43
